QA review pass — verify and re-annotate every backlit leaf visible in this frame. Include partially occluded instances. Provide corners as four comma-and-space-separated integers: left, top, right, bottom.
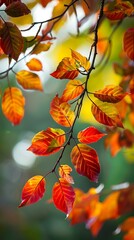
94, 85, 126, 103
105, 10, 125, 20
61, 80, 84, 102
78, 126, 106, 144
120, 217, 134, 232
59, 165, 74, 184
32, 42, 52, 54
5, 2, 30, 17
71, 49, 90, 72
71, 144, 100, 182
16, 70, 43, 91
91, 99, 123, 128
50, 95, 75, 127
26, 58, 43, 71
19, 175, 45, 207
28, 128, 66, 156
0, 21, 23, 60
2, 87, 25, 125
51, 57, 79, 79
118, 186, 134, 215
52, 178, 75, 215
123, 28, 134, 61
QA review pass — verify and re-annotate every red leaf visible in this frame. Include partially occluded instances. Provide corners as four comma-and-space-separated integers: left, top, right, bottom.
123, 28, 134, 61
28, 128, 66, 156
52, 178, 75, 215
19, 175, 46, 207
5, 2, 30, 17
50, 95, 75, 127
2, 87, 25, 125
51, 57, 79, 80
71, 144, 100, 182
78, 126, 106, 144
0, 0, 20, 7
105, 10, 125, 20
0, 21, 23, 60
91, 100, 123, 128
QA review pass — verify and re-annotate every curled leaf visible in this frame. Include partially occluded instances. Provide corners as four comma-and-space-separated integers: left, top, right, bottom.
59, 165, 74, 184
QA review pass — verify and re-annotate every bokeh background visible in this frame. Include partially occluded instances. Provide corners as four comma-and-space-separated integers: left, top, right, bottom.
0, 1, 134, 239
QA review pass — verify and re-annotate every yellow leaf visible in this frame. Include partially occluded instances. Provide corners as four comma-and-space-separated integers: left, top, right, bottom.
32, 42, 52, 54
2, 87, 25, 125
26, 58, 43, 71
16, 70, 43, 91
71, 49, 90, 72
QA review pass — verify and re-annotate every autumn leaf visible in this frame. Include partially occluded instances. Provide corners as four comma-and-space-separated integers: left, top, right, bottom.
5, 2, 30, 17
2, 87, 25, 125
19, 175, 46, 207
59, 165, 74, 184
94, 85, 127, 103
91, 99, 123, 128
104, 9, 125, 20
120, 217, 134, 232
50, 95, 75, 127
0, 0, 20, 6
51, 57, 79, 79
71, 144, 100, 182
16, 70, 43, 91
40, 0, 52, 7
71, 49, 90, 72
32, 42, 52, 54
78, 126, 106, 144
0, 21, 23, 60
123, 28, 134, 61
118, 186, 134, 215
52, 178, 75, 215
61, 80, 84, 102
28, 128, 66, 156
26, 58, 43, 71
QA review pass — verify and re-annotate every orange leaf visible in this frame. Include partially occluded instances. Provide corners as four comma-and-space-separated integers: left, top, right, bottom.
99, 191, 120, 221
61, 80, 84, 102
16, 70, 43, 91
0, 21, 23, 60
123, 229, 134, 240
78, 126, 106, 144
40, 0, 52, 7
52, 178, 75, 215
32, 42, 52, 54
120, 217, 134, 232
123, 28, 134, 61
28, 128, 66, 156
19, 175, 45, 207
71, 49, 90, 72
71, 144, 100, 182
2, 87, 25, 125
51, 57, 79, 79
50, 95, 75, 127
105, 9, 125, 20
59, 165, 74, 184
26, 58, 43, 71
94, 85, 127, 103
91, 99, 123, 128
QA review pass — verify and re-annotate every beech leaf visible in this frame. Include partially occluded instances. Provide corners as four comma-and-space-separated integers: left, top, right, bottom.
71, 49, 90, 72
123, 28, 134, 61
59, 165, 74, 184
91, 100, 123, 128
16, 70, 43, 91
26, 58, 43, 71
28, 128, 66, 156
78, 126, 106, 144
52, 178, 75, 215
50, 95, 75, 127
71, 144, 100, 182
5, 2, 30, 17
19, 175, 46, 207
0, 21, 23, 60
2, 87, 25, 125
94, 85, 127, 103
61, 80, 84, 102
